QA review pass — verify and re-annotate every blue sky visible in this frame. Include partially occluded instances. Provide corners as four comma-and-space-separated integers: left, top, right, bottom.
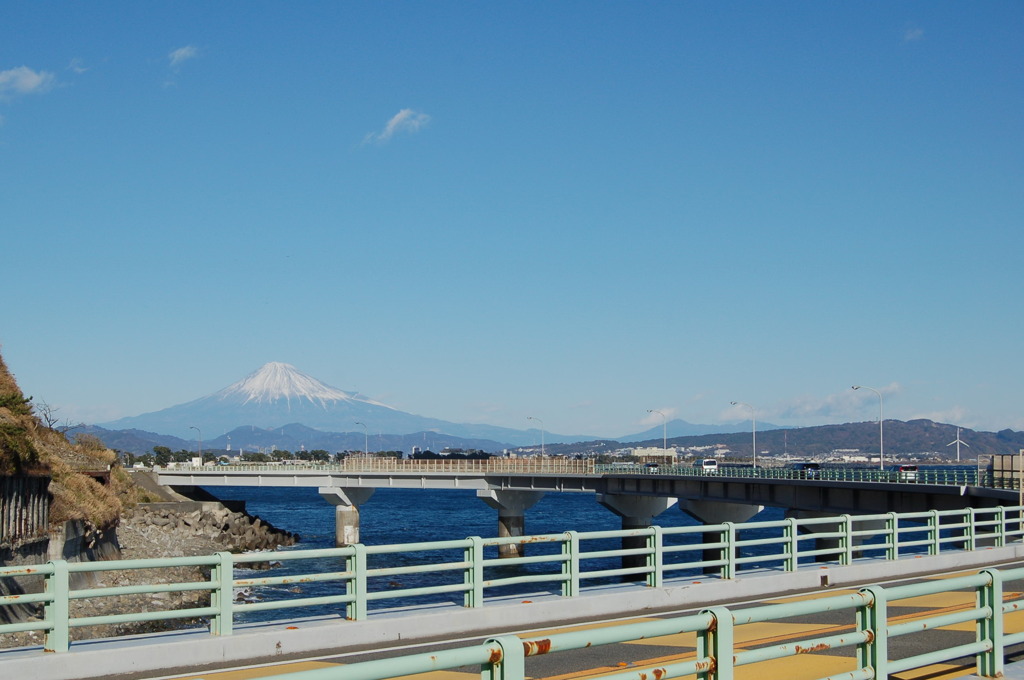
2, 2, 1021, 440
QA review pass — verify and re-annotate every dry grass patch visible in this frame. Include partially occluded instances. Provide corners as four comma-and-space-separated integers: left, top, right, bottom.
0, 349, 144, 531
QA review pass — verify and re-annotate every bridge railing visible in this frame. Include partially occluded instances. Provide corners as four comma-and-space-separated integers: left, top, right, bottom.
241, 564, 1024, 680
170, 460, 1001, 487
596, 463, 986, 486
174, 459, 599, 474
2, 504, 1022, 654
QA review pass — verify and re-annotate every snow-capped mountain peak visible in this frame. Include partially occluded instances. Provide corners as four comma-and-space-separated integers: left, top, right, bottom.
215, 362, 384, 408
96, 361, 570, 446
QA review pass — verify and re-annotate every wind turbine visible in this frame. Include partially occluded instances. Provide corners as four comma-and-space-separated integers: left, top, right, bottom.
947, 427, 969, 463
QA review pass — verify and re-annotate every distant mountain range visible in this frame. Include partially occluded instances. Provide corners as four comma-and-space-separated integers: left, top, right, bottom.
543, 419, 1024, 460
100, 363, 537, 446
74, 422, 514, 457
86, 362, 1023, 458
97, 362, 622, 449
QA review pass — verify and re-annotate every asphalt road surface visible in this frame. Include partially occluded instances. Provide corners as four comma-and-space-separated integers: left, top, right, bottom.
161, 567, 1024, 680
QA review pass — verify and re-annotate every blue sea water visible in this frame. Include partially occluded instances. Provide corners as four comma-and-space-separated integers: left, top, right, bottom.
204, 482, 953, 623
216, 486, 721, 548
205, 486, 785, 621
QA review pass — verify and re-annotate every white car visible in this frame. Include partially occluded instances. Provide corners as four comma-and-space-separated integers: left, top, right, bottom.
696, 459, 719, 474
897, 465, 919, 482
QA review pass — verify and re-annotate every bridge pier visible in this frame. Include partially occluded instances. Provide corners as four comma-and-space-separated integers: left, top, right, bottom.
477, 490, 545, 558
319, 487, 375, 546
681, 499, 763, 575
598, 494, 677, 580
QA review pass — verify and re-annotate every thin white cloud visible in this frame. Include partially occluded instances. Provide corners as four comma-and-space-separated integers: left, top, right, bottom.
903, 27, 925, 43
169, 45, 199, 68
68, 58, 89, 74
722, 383, 903, 425
774, 390, 865, 422
721, 402, 757, 423
641, 407, 677, 427
363, 109, 431, 144
0, 66, 56, 99
909, 406, 970, 427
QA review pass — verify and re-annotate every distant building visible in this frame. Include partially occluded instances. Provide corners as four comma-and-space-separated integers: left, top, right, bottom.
632, 446, 676, 462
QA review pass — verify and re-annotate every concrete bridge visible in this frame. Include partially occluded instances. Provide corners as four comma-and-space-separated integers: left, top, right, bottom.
156, 460, 1016, 556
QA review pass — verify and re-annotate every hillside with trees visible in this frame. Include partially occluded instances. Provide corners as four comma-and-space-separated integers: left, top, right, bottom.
0, 352, 148, 533
544, 419, 1024, 460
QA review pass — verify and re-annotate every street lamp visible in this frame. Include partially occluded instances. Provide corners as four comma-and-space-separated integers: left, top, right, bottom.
527, 416, 545, 456
189, 426, 202, 459
647, 409, 667, 451
354, 421, 368, 456
852, 385, 884, 470
730, 402, 756, 468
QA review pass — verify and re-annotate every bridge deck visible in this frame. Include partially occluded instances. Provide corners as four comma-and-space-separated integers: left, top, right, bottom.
156, 462, 1017, 515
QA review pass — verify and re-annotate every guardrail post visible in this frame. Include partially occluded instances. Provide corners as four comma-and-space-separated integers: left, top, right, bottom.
840, 514, 853, 565
346, 543, 368, 620
994, 506, 1006, 547
647, 526, 664, 588
965, 508, 977, 551
1014, 507, 1024, 544
784, 517, 798, 571
928, 509, 940, 556
722, 522, 736, 579
464, 536, 484, 608
484, 635, 526, 680
562, 531, 580, 597
210, 551, 234, 635
977, 568, 1004, 678
698, 606, 734, 680
44, 559, 70, 653
886, 512, 899, 560
857, 585, 888, 680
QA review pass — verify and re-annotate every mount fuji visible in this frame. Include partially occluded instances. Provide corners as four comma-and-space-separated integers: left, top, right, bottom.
97, 362, 569, 447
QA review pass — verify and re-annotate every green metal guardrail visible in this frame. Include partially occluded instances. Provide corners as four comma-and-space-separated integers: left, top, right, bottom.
2, 505, 1022, 655
225, 565, 1024, 680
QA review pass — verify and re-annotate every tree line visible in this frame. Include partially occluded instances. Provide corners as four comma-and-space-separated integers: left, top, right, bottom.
120, 446, 493, 466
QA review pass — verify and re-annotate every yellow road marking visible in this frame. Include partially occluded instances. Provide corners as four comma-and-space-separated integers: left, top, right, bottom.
520, 618, 659, 637
889, 663, 975, 680
924, 570, 988, 580
763, 589, 857, 604
623, 622, 829, 647
538, 648, 855, 680
170, 661, 339, 680
894, 590, 1022, 609
389, 673, 480, 680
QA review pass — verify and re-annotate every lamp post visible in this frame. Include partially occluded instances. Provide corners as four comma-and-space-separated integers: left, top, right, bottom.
1018, 448, 1023, 508
647, 409, 667, 451
527, 416, 545, 456
730, 401, 756, 468
852, 385, 884, 470
354, 421, 368, 456
189, 426, 202, 460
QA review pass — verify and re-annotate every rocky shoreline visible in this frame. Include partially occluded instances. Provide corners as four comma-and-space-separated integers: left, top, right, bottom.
0, 502, 299, 649
120, 503, 300, 556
